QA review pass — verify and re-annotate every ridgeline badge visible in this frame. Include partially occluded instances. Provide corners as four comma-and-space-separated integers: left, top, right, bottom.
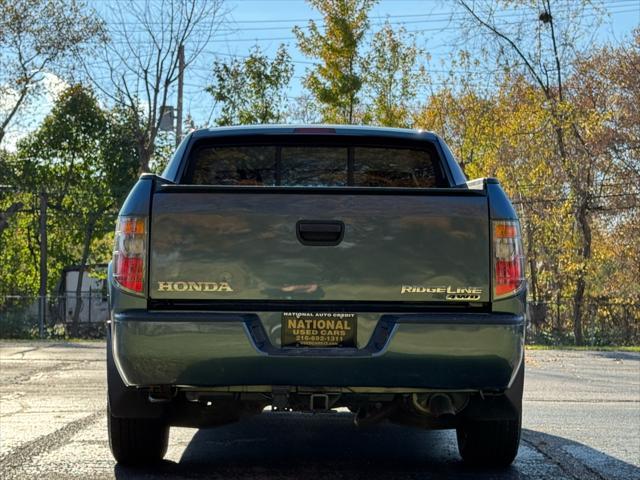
157, 281, 234, 292
401, 285, 482, 301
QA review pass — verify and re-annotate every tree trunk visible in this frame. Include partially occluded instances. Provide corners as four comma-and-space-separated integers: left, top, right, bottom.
572, 199, 592, 345
137, 133, 154, 174
38, 193, 47, 338
573, 277, 585, 345
71, 217, 96, 337
348, 56, 354, 124
552, 122, 592, 345
525, 222, 539, 303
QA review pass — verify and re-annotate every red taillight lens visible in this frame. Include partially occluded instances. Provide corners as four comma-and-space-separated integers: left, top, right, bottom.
113, 217, 146, 294
493, 220, 525, 299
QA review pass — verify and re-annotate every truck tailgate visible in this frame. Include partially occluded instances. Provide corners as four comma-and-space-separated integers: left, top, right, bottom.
148, 187, 490, 303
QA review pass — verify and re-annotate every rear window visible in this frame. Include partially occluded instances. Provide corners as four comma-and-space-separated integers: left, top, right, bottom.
353, 147, 439, 187
281, 146, 348, 186
191, 146, 277, 185
188, 142, 446, 187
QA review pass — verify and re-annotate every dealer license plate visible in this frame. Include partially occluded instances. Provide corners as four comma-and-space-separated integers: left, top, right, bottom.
281, 312, 357, 348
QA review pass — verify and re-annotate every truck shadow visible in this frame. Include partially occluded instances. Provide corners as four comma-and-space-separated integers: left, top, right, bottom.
113, 412, 639, 479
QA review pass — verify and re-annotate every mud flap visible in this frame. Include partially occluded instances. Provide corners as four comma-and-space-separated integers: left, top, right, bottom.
107, 323, 166, 419
461, 360, 524, 422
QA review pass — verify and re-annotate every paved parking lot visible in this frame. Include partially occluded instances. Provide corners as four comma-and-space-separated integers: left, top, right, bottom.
0, 341, 638, 479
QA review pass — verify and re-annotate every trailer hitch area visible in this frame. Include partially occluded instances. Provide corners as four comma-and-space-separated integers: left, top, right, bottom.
271, 386, 291, 412
309, 394, 330, 411
147, 386, 174, 403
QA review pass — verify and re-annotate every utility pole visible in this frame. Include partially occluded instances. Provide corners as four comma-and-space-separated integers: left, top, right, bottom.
38, 192, 47, 338
176, 44, 185, 147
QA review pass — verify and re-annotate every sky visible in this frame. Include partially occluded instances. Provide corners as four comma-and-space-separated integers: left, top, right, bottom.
182, 0, 640, 126
2, 0, 639, 150
91, 0, 640, 126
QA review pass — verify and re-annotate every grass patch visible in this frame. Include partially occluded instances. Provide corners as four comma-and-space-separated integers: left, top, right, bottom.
526, 344, 640, 352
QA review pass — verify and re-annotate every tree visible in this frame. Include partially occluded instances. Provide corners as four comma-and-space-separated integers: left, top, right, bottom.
567, 32, 640, 304
0, 152, 24, 236
416, 10, 639, 344
362, 22, 425, 127
206, 45, 294, 126
294, 0, 377, 124
455, 0, 611, 344
287, 94, 322, 124
14, 85, 138, 335
418, 73, 563, 309
416, 87, 498, 177
0, 0, 104, 242
0, 0, 105, 146
0, 199, 22, 234
0, 151, 34, 299
91, 0, 225, 173
415, 50, 501, 177
100, 105, 144, 205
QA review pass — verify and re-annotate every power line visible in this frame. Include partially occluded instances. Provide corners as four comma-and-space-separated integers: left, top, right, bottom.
103, 0, 635, 27
82, 0, 638, 127
102, 3, 636, 38
106, 10, 638, 43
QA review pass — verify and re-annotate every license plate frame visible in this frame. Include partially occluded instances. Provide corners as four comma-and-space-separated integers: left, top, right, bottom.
281, 312, 357, 348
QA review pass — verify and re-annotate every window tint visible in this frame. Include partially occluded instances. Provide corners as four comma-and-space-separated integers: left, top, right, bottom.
281, 146, 347, 186
187, 143, 444, 187
354, 147, 438, 188
191, 146, 276, 185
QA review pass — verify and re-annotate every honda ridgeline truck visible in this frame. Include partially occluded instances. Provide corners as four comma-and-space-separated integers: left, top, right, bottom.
107, 125, 526, 467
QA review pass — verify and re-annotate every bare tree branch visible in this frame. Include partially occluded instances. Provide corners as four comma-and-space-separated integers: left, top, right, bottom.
0, 0, 105, 145
87, 0, 226, 173
457, 0, 550, 97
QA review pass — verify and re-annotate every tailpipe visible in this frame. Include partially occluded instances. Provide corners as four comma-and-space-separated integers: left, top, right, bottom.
412, 393, 466, 418
427, 393, 456, 417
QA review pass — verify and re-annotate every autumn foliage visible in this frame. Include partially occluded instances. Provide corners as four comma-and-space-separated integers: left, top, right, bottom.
0, 1, 638, 343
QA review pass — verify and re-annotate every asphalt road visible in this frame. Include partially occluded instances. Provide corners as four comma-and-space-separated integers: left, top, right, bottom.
0, 342, 638, 480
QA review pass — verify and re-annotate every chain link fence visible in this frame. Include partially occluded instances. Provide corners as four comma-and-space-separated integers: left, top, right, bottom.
1, 294, 638, 345
0, 293, 108, 339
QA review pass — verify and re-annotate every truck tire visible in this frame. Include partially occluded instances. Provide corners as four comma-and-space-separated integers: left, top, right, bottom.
456, 415, 521, 467
108, 403, 169, 465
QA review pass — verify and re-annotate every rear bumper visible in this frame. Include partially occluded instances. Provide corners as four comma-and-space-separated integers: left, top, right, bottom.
112, 310, 524, 391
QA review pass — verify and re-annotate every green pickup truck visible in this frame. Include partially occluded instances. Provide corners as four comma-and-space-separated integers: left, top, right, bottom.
107, 125, 526, 467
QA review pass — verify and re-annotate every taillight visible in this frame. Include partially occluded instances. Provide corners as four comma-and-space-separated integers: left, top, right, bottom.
493, 220, 525, 299
113, 216, 146, 294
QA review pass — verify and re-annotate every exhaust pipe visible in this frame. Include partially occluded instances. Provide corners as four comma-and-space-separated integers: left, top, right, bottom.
411, 393, 457, 418
427, 393, 456, 417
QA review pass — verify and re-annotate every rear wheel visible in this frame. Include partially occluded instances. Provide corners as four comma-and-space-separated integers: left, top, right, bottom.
108, 404, 169, 465
456, 416, 521, 467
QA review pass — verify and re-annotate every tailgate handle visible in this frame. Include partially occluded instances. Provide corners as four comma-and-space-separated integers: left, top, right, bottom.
296, 220, 344, 246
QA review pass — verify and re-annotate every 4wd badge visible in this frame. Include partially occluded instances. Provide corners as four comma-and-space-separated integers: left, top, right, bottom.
401, 285, 482, 301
